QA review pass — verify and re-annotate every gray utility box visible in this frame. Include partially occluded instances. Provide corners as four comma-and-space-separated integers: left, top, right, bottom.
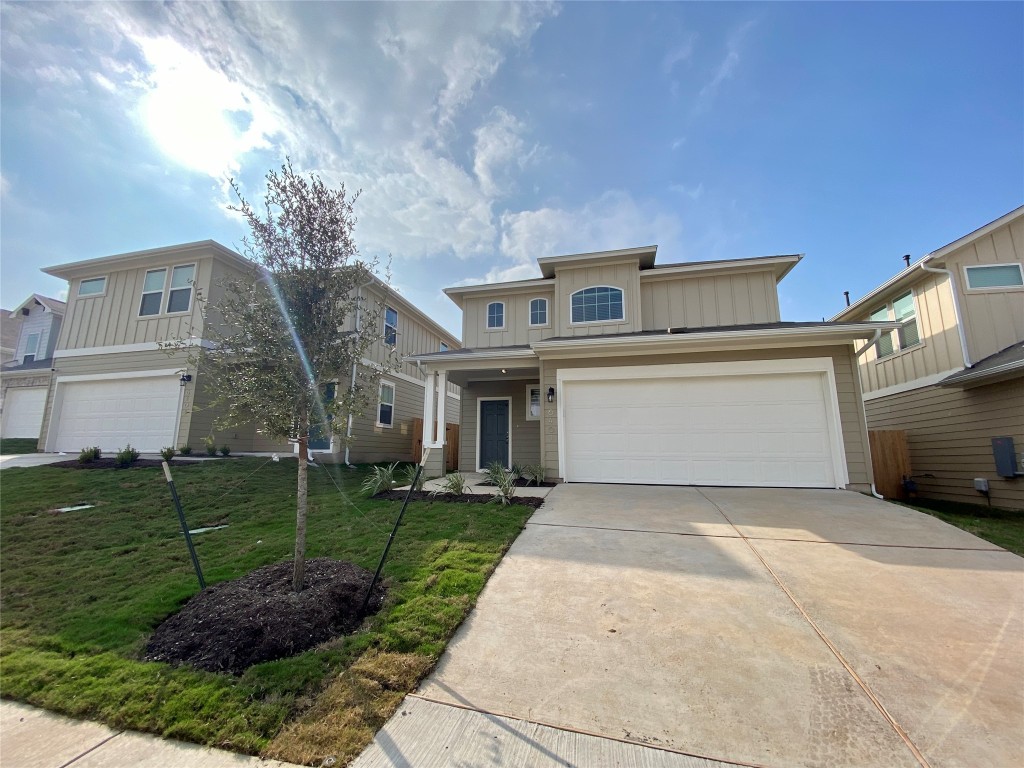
991, 436, 1021, 478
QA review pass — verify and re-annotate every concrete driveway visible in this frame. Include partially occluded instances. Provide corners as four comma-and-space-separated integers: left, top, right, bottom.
355, 484, 1023, 768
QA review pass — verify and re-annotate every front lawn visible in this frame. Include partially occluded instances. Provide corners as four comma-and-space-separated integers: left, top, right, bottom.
0, 458, 533, 765
904, 498, 1024, 556
0, 438, 39, 455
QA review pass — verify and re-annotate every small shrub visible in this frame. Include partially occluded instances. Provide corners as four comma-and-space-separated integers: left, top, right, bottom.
178, 445, 193, 455
78, 446, 101, 463
114, 443, 140, 468
490, 467, 517, 506
511, 462, 524, 481
483, 461, 507, 486
431, 471, 469, 497
160, 446, 176, 462
523, 464, 547, 486
399, 463, 425, 491
361, 462, 399, 496
203, 436, 217, 456
219, 445, 231, 456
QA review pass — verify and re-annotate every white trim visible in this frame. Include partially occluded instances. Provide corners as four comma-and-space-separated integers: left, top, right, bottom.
862, 368, 966, 401
409, 347, 537, 364
435, 371, 447, 444
556, 358, 849, 489
422, 372, 437, 447
476, 396, 512, 471
376, 379, 396, 428
77, 276, 107, 298
139, 267, 168, 317
525, 385, 541, 421
962, 263, 1024, 292
485, 301, 506, 330
528, 297, 550, 328
568, 285, 626, 325
165, 262, 197, 314
359, 356, 459, 398
55, 368, 183, 383
54, 340, 212, 358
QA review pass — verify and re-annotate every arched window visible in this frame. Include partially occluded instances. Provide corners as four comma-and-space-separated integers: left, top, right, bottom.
570, 286, 624, 323
486, 301, 505, 329
529, 297, 548, 326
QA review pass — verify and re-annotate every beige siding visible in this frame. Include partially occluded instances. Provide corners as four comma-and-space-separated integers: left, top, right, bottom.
865, 379, 1024, 509
945, 216, 1024, 364
541, 345, 871, 489
640, 270, 779, 329
58, 258, 213, 350
459, 380, 541, 471
347, 377, 458, 464
461, 290, 556, 348
856, 271, 966, 393
555, 261, 642, 337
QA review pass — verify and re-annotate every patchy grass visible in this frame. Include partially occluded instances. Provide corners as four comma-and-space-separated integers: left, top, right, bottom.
904, 498, 1024, 556
0, 458, 533, 763
0, 438, 39, 455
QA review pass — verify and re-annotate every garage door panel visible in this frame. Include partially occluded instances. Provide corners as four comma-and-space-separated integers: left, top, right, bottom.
563, 369, 840, 489
53, 377, 180, 452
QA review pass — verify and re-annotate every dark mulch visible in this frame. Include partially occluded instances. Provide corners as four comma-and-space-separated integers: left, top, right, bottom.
144, 558, 385, 674
477, 478, 557, 488
51, 458, 177, 470
373, 490, 547, 509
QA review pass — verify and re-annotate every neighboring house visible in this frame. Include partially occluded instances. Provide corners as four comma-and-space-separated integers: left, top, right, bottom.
37, 241, 459, 459
0, 294, 65, 440
410, 246, 896, 491
1, 307, 22, 363
832, 206, 1024, 509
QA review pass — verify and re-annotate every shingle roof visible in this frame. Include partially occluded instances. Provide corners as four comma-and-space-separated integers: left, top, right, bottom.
939, 343, 1024, 387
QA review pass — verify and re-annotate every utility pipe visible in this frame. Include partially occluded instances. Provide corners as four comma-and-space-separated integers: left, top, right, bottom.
920, 261, 971, 368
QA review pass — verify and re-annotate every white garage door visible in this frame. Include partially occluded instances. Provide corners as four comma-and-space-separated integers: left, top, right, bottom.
562, 366, 842, 488
52, 376, 181, 453
1, 386, 48, 439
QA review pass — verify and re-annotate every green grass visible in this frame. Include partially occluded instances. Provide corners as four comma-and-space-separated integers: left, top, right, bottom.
0, 458, 533, 764
0, 438, 39, 454
904, 498, 1024, 556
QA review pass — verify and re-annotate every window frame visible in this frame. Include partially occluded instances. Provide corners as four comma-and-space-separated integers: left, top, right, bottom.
22, 331, 40, 363
528, 297, 549, 328
138, 268, 168, 317
569, 285, 626, 325
525, 385, 541, 421
963, 263, 1024, 292
383, 306, 398, 347
869, 289, 921, 360
486, 301, 505, 330
376, 380, 396, 428
164, 263, 196, 314
77, 276, 107, 297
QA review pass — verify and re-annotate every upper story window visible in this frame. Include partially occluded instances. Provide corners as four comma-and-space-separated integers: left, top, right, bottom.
139, 269, 167, 316
167, 265, 195, 312
486, 301, 505, 329
384, 306, 398, 346
440, 342, 449, 352
23, 332, 40, 363
529, 298, 548, 326
78, 277, 106, 297
965, 263, 1024, 290
139, 264, 195, 316
571, 286, 624, 324
869, 290, 920, 359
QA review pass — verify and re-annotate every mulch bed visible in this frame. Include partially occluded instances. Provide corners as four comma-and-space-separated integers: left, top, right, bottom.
144, 558, 385, 674
373, 490, 547, 509
50, 458, 177, 470
477, 478, 557, 488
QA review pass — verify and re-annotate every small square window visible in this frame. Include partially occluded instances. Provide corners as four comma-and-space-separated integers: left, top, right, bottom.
78, 277, 106, 296
440, 342, 449, 352
487, 302, 504, 329
377, 381, 395, 427
529, 298, 548, 326
384, 306, 398, 346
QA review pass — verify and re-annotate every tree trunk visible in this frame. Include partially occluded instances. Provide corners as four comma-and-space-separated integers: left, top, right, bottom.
293, 434, 308, 593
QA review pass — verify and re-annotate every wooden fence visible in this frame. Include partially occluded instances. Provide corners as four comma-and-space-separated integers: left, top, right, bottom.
868, 429, 911, 499
411, 418, 459, 471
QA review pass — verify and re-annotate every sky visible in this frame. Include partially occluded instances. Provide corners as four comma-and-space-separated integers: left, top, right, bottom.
1, 1, 1022, 336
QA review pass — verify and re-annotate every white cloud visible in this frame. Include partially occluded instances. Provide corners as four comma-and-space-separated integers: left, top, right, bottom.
670, 182, 704, 200
473, 107, 539, 198
661, 34, 697, 74
698, 20, 756, 104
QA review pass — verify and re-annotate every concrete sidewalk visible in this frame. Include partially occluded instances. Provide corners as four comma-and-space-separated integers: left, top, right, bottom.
0, 701, 302, 768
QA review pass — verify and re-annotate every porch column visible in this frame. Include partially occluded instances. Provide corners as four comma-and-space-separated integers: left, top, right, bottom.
422, 370, 436, 447
434, 370, 447, 446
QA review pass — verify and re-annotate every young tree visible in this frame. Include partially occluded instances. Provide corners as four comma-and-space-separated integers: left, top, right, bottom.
171, 160, 395, 592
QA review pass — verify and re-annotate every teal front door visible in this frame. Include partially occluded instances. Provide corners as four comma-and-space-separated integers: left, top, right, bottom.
308, 383, 336, 450
479, 399, 509, 468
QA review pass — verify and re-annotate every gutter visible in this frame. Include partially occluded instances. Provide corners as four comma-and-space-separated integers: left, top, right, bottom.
938, 358, 1024, 387
920, 261, 972, 368
408, 348, 537, 364
854, 330, 881, 358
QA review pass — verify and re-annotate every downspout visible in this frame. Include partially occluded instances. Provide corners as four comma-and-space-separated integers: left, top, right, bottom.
854, 329, 885, 498
344, 278, 375, 467
920, 260, 971, 368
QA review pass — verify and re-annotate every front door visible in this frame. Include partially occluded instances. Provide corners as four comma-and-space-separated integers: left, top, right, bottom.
479, 399, 510, 469
308, 382, 336, 450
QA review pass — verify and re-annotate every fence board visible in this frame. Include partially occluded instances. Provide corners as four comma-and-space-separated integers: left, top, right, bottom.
411, 418, 458, 471
869, 429, 911, 499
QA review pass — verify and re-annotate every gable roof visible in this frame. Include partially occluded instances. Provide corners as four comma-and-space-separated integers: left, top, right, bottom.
831, 205, 1024, 321
42, 240, 252, 279
0, 308, 20, 352
8, 293, 66, 317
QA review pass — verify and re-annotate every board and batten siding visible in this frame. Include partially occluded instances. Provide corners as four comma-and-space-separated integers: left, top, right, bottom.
540, 345, 871, 490
944, 215, 1024, 365
461, 290, 556, 349
865, 378, 1024, 509
554, 261, 642, 337
640, 270, 780, 330
458, 380, 541, 471
856, 270, 965, 393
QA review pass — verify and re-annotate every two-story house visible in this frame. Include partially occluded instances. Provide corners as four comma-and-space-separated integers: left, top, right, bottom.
37, 240, 459, 460
832, 206, 1024, 509
0, 294, 65, 439
411, 245, 895, 491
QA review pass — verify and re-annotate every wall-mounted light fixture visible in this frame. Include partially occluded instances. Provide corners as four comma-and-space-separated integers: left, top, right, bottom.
547, 386, 555, 403
179, 373, 193, 387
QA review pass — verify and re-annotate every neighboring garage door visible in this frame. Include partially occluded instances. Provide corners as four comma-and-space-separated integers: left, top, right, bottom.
52, 376, 181, 453
561, 363, 843, 488
1, 386, 48, 439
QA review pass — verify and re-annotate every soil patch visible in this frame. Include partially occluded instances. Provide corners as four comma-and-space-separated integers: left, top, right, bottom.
144, 558, 385, 674
50, 458, 196, 470
374, 490, 546, 509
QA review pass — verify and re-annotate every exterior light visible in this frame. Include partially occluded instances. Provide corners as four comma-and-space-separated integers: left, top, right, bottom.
547, 386, 555, 403
180, 373, 193, 387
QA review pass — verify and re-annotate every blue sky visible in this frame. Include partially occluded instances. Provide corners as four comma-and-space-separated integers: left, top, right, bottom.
2, 1, 1021, 336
